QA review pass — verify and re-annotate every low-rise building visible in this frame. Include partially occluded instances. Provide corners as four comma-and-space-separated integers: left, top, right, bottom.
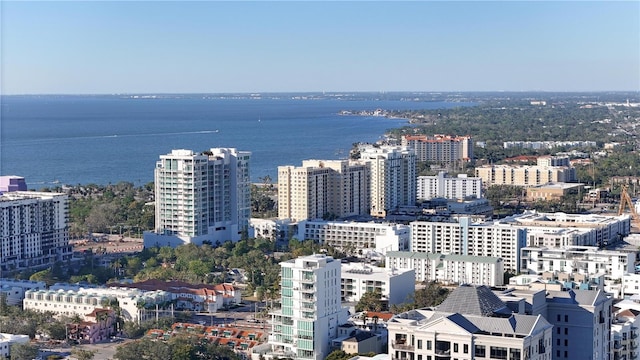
385, 251, 504, 286
108, 279, 241, 313
24, 284, 172, 322
0, 279, 46, 306
0, 333, 29, 358
296, 220, 410, 256
340, 263, 415, 306
249, 218, 294, 242
526, 182, 584, 201
66, 308, 115, 344
520, 246, 634, 287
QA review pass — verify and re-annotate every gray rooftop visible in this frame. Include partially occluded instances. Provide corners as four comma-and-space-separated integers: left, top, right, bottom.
437, 285, 512, 317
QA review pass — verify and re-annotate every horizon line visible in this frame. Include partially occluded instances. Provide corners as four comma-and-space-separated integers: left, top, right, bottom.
2, 90, 640, 96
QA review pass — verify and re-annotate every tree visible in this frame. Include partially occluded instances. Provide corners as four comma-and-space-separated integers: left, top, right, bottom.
10, 342, 38, 360
71, 348, 97, 360
355, 289, 383, 312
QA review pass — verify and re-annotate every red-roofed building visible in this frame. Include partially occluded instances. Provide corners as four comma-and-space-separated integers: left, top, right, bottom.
108, 279, 241, 312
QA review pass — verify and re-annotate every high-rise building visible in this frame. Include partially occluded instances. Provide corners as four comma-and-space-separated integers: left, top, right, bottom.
267, 254, 349, 360
278, 160, 369, 221
0, 191, 72, 271
401, 134, 473, 163
359, 145, 416, 217
416, 171, 483, 200
145, 148, 251, 247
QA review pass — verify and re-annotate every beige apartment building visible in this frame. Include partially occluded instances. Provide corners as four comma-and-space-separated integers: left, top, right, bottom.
475, 164, 576, 187
359, 145, 416, 217
277, 160, 369, 221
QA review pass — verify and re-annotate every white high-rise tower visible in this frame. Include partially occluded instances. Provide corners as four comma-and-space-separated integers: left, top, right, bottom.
267, 254, 348, 360
145, 148, 251, 247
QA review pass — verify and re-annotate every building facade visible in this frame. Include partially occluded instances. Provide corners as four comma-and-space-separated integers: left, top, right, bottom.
416, 171, 483, 200
359, 145, 416, 218
521, 246, 634, 285
340, 263, 415, 305
410, 217, 527, 272
24, 284, 172, 322
147, 148, 251, 246
278, 160, 369, 222
401, 134, 473, 164
295, 220, 410, 256
0, 279, 46, 305
385, 251, 504, 286
475, 164, 577, 187
0, 191, 72, 271
544, 289, 611, 360
265, 254, 349, 360
387, 285, 553, 360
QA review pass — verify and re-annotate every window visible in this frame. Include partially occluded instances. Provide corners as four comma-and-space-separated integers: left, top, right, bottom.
418, 340, 422, 349
564, 315, 568, 322
490, 346, 508, 360
427, 340, 432, 350
463, 344, 468, 354
475, 345, 486, 357
509, 348, 521, 360
454, 343, 458, 352
564, 328, 568, 335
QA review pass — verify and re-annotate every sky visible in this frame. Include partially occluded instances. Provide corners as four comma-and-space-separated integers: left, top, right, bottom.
1, 1, 639, 94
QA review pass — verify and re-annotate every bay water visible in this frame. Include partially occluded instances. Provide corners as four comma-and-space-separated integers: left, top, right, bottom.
1, 95, 469, 187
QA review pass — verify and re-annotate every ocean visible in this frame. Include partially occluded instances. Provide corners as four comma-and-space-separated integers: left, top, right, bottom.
1, 94, 471, 187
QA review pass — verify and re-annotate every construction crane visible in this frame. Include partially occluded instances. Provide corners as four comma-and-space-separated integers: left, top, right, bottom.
618, 185, 640, 230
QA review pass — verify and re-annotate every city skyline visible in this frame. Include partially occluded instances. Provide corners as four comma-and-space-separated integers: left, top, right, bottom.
1, 1, 638, 95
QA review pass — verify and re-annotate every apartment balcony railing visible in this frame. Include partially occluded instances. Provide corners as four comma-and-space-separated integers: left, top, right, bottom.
391, 341, 414, 351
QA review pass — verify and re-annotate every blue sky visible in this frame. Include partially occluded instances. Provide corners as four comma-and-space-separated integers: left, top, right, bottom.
1, 1, 638, 94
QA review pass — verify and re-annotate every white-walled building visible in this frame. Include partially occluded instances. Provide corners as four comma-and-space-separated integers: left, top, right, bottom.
611, 299, 640, 360
249, 218, 294, 242
387, 285, 553, 360
0, 191, 72, 271
416, 171, 483, 200
107, 279, 241, 313
385, 251, 504, 286
24, 284, 172, 322
0, 279, 46, 306
0, 333, 29, 358
146, 148, 251, 247
359, 145, 416, 218
511, 211, 630, 247
256, 254, 349, 360
340, 263, 415, 305
296, 220, 410, 255
278, 160, 369, 222
520, 246, 634, 285
410, 217, 526, 272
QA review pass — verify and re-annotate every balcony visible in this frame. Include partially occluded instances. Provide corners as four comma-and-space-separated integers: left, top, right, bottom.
392, 341, 414, 351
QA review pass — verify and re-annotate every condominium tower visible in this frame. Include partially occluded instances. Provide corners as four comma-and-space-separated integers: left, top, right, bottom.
147, 148, 251, 247
267, 254, 349, 360
0, 191, 72, 271
278, 160, 369, 221
401, 134, 473, 164
359, 145, 416, 217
